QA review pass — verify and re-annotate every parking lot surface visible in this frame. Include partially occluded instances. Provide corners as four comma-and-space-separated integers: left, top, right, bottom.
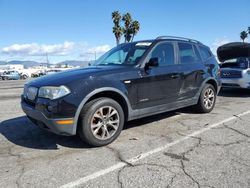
0, 80, 250, 188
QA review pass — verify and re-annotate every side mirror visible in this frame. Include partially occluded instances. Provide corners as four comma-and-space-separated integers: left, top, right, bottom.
145, 57, 159, 70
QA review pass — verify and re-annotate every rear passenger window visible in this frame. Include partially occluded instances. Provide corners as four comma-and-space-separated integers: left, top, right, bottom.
193, 45, 202, 62
199, 46, 212, 61
149, 42, 175, 66
178, 43, 197, 64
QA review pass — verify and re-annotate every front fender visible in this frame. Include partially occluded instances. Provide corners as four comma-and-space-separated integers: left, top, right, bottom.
72, 87, 132, 135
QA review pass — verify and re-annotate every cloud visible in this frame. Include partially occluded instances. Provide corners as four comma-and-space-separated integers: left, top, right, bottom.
1, 41, 75, 56
86, 45, 111, 54
210, 37, 232, 55
78, 44, 111, 60
0, 42, 112, 62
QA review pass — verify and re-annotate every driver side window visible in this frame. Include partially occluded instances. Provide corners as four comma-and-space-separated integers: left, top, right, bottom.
149, 42, 175, 66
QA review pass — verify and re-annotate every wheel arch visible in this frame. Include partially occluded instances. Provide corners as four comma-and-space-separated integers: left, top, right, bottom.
73, 87, 132, 135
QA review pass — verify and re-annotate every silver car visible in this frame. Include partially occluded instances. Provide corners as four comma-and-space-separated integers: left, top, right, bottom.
217, 42, 250, 89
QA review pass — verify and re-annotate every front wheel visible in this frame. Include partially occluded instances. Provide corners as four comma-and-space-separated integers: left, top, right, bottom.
78, 98, 124, 147
195, 84, 216, 113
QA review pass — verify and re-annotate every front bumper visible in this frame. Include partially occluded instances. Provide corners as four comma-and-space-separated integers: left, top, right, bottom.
221, 78, 250, 89
21, 101, 75, 136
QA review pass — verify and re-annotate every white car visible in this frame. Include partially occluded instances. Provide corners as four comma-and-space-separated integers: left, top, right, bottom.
217, 42, 250, 89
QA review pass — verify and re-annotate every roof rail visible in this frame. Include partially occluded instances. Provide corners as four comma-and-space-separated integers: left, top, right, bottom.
156, 36, 202, 44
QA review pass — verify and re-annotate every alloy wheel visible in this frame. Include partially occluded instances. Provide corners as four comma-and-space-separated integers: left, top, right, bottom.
203, 88, 215, 109
90, 106, 120, 140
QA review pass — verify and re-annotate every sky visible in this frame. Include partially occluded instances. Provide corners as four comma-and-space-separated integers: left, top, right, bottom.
0, 0, 249, 63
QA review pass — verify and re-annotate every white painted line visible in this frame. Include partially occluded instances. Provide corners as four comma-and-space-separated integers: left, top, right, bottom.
60, 110, 250, 188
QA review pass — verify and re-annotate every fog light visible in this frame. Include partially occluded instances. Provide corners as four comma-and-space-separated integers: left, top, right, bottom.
47, 105, 53, 112
55, 119, 74, 125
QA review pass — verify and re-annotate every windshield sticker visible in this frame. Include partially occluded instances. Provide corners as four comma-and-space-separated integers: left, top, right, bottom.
136, 42, 152, 46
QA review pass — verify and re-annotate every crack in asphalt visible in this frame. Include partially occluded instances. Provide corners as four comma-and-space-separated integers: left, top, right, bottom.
106, 146, 176, 188
178, 135, 202, 188
166, 174, 177, 188
163, 152, 189, 161
63, 116, 250, 188
180, 160, 201, 188
223, 124, 250, 138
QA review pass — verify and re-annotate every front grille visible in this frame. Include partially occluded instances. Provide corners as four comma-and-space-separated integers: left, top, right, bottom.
221, 70, 242, 78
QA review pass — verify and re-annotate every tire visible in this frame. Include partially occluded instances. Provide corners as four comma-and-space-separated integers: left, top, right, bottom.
195, 84, 216, 113
78, 98, 124, 147
21, 74, 28, 79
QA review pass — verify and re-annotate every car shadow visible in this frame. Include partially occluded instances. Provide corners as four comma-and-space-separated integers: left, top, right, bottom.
218, 88, 250, 98
0, 110, 183, 150
0, 116, 91, 150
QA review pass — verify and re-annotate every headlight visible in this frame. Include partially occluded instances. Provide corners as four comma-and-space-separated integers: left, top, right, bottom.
38, 85, 71, 100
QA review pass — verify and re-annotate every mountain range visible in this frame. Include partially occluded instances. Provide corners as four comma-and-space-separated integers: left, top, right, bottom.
0, 60, 92, 68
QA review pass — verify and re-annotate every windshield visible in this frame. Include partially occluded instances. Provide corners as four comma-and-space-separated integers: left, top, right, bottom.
93, 42, 151, 66
221, 57, 250, 69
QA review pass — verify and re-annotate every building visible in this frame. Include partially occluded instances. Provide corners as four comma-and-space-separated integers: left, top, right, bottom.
0, 64, 24, 71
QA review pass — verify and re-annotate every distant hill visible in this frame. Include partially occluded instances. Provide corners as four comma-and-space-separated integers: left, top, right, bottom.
0, 60, 40, 68
0, 60, 93, 68
8, 61, 40, 68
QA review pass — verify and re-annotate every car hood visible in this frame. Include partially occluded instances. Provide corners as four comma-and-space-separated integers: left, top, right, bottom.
217, 42, 250, 62
27, 66, 131, 87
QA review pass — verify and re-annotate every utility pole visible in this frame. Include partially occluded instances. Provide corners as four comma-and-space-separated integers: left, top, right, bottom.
46, 52, 49, 68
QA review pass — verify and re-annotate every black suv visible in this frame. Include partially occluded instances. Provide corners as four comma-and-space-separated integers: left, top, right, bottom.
21, 36, 221, 146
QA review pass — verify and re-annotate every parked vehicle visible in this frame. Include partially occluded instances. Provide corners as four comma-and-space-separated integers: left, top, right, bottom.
32, 70, 46, 78
217, 42, 250, 89
19, 70, 32, 79
45, 69, 62, 75
1, 71, 20, 80
21, 36, 221, 146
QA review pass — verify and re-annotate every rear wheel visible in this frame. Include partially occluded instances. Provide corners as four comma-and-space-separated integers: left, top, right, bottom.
195, 84, 216, 113
78, 98, 124, 147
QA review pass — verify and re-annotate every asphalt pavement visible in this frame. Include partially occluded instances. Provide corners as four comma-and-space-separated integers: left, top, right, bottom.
0, 80, 250, 188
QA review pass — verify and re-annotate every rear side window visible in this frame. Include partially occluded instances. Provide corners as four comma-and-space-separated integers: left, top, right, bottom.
193, 45, 202, 61
149, 42, 175, 66
178, 43, 197, 64
199, 46, 212, 61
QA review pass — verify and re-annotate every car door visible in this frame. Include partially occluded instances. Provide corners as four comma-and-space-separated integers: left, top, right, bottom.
177, 42, 205, 100
136, 42, 182, 109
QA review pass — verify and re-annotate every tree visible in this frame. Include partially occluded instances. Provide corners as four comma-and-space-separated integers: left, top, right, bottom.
111, 11, 141, 44
112, 25, 123, 45
112, 11, 123, 45
112, 11, 121, 25
122, 13, 133, 42
240, 31, 248, 42
130, 20, 140, 42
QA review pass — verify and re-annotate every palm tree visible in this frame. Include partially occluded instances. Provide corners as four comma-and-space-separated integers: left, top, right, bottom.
122, 13, 132, 42
112, 11, 122, 45
240, 31, 248, 42
112, 11, 121, 25
112, 25, 123, 45
130, 20, 140, 42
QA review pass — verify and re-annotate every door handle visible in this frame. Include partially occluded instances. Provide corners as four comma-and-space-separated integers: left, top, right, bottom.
170, 74, 180, 79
